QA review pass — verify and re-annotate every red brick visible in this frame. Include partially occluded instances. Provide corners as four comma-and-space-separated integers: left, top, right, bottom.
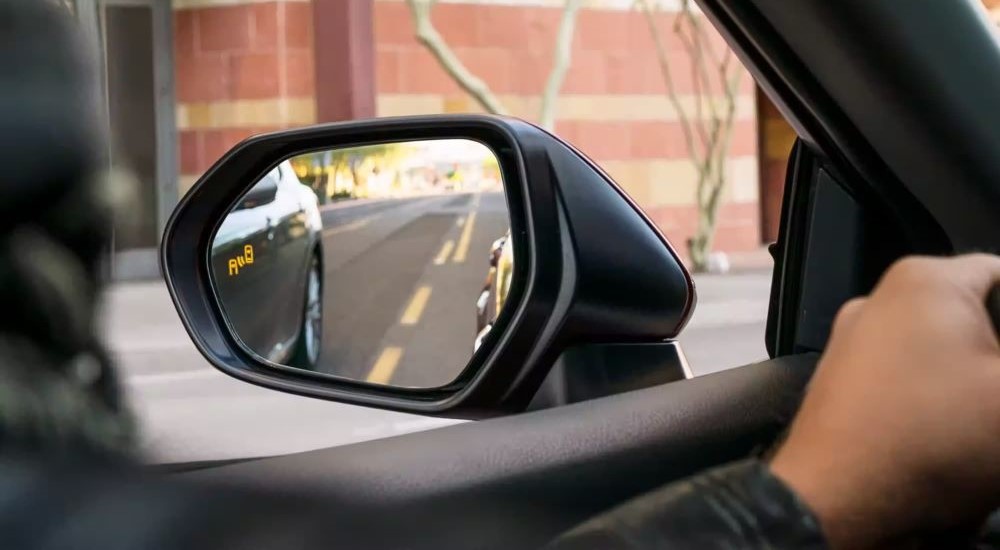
626, 11, 685, 54
713, 222, 762, 253
431, 3, 479, 48
457, 48, 512, 93
176, 53, 228, 102
285, 50, 315, 97
476, 5, 532, 50
702, 23, 731, 55
556, 120, 631, 161
578, 10, 630, 52
644, 202, 762, 262
397, 46, 462, 95
197, 6, 251, 53
201, 130, 229, 171
733, 119, 759, 157
376, 48, 402, 94
627, 119, 757, 160
654, 52, 688, 94
738, 70, 757, 94
371, 4, 754, 97
199, 128, 282, 172
519, 6, 561, 54
508, 51, 549, 95
250, 2, 278, 52
222, 128, 259, 148
562, 49, 607, 94
231, 52, 280, 99
604, 52, 658, 95
284, 2, 314, 50
179, 130, 201, 175
624, 11, 657, 53
174, 10, 197, 60
553, 120, 579, 144
374, 2, 413, 47
629, 121, 674, 159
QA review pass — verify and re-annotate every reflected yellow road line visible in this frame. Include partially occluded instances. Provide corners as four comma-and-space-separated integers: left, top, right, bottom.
433, 240, 455, 265
456, 216, 465, 227
400, 286, 432, 325
451, 211, 477, 263
367, 347, 403, 385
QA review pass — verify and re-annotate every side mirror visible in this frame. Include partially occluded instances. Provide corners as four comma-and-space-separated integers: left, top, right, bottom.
162, 115, 694, 417
235, 173, 278, 210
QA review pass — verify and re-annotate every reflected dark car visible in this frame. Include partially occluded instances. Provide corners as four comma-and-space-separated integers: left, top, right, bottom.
211, 161, 324, 369
474, 230, 513, 351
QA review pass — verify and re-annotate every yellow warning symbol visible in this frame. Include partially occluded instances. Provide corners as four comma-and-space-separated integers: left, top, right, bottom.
227, 245, 255, 277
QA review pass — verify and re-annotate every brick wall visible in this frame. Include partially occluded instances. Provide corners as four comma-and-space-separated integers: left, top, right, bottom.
173, 0, 317, 195
373, 0, 762, 260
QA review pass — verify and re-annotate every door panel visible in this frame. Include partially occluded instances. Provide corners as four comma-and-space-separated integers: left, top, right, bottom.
180, 354, 816, 549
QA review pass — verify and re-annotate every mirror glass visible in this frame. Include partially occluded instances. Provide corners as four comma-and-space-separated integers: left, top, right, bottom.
210, 139, 515, 389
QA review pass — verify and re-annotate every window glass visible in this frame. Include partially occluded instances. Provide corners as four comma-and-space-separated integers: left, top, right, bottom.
109, 0, 781, 463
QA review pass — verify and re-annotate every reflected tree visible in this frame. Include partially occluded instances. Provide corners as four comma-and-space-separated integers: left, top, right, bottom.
292, 144, 412, 202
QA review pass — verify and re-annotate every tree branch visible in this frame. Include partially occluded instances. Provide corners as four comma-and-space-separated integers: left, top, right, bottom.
406, 0, 509, 116
637, 0, 699, 164
674, 1, 715, 151
640, 0, 743, 271
538, 0, 584, 131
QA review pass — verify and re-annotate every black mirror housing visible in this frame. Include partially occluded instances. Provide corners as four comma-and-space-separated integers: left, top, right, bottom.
161, 115, 694, 418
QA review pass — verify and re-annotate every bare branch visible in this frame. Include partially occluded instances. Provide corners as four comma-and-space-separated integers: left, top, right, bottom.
637, 0, 699, 163
406, 0, 509, 116
539, 0, 584, 131
675, 2, 718, 148
639, 0, 744, 271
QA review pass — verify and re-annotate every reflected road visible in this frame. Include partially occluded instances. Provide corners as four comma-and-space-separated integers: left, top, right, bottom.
316, 191, 509, 387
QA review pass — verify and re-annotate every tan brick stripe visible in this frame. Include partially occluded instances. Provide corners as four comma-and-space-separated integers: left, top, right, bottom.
179, 175, 201, 197
377, 93, 755, 121
607, 156, 759, 209
374, 0, 689, 11
173, 0, 308, 9
177, 94, 751, 129
177, 98, 317, 130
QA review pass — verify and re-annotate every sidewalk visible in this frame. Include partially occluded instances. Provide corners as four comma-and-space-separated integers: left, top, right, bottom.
724, 247, 774, 272
100, 282, 205, 378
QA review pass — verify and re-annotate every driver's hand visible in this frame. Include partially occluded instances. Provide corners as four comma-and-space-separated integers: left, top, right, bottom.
770, 254, 1000, 549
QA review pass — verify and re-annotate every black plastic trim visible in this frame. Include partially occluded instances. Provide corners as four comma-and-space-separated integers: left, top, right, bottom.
183, 354, 818, 550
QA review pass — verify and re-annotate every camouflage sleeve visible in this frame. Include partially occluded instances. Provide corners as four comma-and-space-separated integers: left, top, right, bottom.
546, 460, 828, 550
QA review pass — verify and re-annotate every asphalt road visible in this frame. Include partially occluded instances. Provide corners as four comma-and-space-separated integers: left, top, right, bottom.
311, 191, 509, 387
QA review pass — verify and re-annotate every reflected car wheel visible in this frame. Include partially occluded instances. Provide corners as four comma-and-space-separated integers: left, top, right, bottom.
290, 251, 322, 370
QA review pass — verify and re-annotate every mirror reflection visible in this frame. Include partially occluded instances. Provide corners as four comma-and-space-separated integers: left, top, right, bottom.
210, 139, 514, 389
